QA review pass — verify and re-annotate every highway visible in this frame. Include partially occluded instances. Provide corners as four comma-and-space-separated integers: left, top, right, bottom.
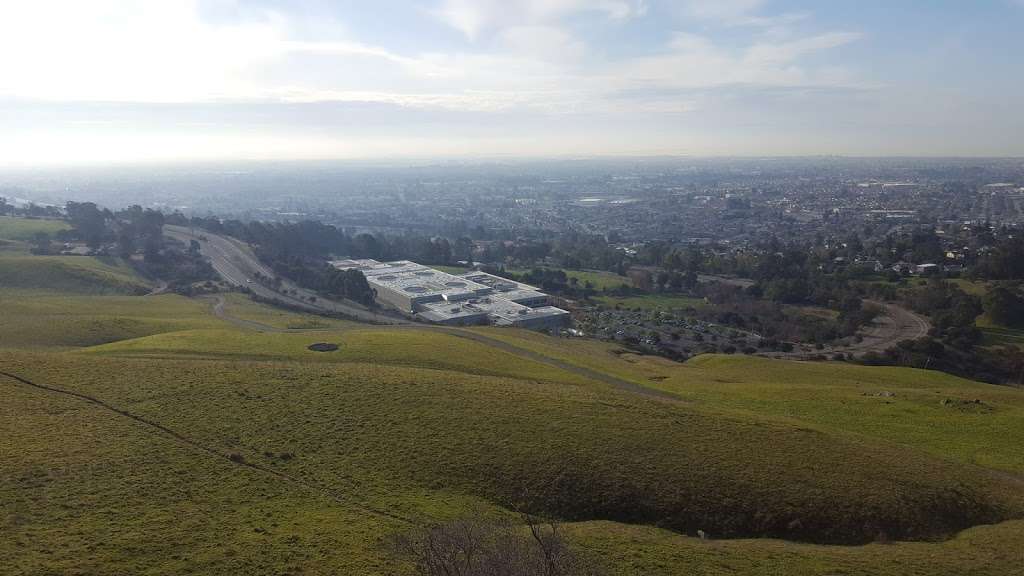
164, 225, 407, 325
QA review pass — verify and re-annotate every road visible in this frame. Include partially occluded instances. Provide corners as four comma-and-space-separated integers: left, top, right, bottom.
769, 300, 931, 360
164, 225, 407, 325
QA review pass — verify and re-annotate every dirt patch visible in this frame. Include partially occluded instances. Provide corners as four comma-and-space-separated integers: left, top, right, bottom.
307, 342, 340, 352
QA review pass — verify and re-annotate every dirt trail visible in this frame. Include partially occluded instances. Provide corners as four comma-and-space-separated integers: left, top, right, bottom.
769, 300, 931, 360
0, 369, 411, 524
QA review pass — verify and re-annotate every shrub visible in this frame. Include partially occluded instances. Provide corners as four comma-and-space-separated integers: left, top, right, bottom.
389, 515, 605, 576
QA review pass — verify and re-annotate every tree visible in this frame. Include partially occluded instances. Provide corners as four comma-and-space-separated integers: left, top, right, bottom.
29, 231, 53, 255
117, 232, 136, 258
66, 201, 109, 248
983, 284, 1024, 327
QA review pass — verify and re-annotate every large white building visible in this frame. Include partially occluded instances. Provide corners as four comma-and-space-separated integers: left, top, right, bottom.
330, 259, 570, 330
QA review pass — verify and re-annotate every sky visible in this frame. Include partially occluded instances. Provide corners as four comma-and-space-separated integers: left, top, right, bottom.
0, 0, 1022, 166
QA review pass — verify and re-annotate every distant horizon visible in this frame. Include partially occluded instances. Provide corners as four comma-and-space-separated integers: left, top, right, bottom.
3, 153, 1024, 173
3, 1, 1023, 165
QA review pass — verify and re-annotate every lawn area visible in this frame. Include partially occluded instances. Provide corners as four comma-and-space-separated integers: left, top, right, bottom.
0, 215, 70, 241
593, 293, 706, 310
504, 267, 631, 291
563, 269, 631, 290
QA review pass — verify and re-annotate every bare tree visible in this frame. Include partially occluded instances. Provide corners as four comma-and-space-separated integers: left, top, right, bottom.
389, 514, 605, 576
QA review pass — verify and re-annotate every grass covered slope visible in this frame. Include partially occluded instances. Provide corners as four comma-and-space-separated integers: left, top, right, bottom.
0, 290, 225, 348
5, 349, 1023, 547
0, 254, 150, 294
475, 328, 1024, 475
81, 327, 596, 386
3, 254, 1024, 575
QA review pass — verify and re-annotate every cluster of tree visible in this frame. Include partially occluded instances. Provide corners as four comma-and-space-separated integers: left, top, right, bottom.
39, 202, 215, 292
497, 268, 598, 300
181, 215, 462, 266
982, 283, 1024, 328
700, 283, 873, 344
861, 280, 1024, 384
902, 280, 982, 349
623, 268, 699, 294
863, 336, 1024, 385
141, 239, 217, 294
972, 237, 1024, 280
251, 253, 376, 307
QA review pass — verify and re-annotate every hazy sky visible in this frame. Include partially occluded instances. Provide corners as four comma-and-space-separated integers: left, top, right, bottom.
1, 0, 1022, 165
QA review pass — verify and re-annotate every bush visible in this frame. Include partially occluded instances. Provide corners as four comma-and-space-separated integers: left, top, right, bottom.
390, 516, 605, 576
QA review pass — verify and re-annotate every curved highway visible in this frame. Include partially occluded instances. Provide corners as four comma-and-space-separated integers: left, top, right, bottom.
164, 225, 408, 325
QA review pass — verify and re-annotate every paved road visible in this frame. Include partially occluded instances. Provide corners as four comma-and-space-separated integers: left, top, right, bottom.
164, 225, 407, 325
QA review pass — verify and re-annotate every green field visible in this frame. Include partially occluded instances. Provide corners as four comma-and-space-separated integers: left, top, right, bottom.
593, 293, 706, 310
3, 225, 1024, 575
0, 215, 70, 241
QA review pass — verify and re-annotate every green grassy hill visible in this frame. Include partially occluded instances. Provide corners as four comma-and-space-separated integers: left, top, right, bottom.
2, 224, 1024, 575
0, 254, 150, 294
0, 215, 70, 241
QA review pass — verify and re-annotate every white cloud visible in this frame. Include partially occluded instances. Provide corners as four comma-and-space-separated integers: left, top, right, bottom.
0, 0, 882, 165
610, 30, 863, 92
499, 26, 587, 62
677, 0, 808, 30
432, 0, 645, 39
680, 0, 765, 21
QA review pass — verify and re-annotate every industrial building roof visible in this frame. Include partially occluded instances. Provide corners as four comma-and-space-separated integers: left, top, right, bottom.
458, 271, 549, 304
330, 259, 569, 326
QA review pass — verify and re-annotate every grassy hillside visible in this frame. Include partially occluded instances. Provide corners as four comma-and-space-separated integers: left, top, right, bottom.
3, 260, 1024, 575
0, 215, 70, 241
83, 327, 596, 386
470, 329, 1024, 475
0, 290, 222, 348
6, 350, 1024, 542
0, 254, 150, 294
